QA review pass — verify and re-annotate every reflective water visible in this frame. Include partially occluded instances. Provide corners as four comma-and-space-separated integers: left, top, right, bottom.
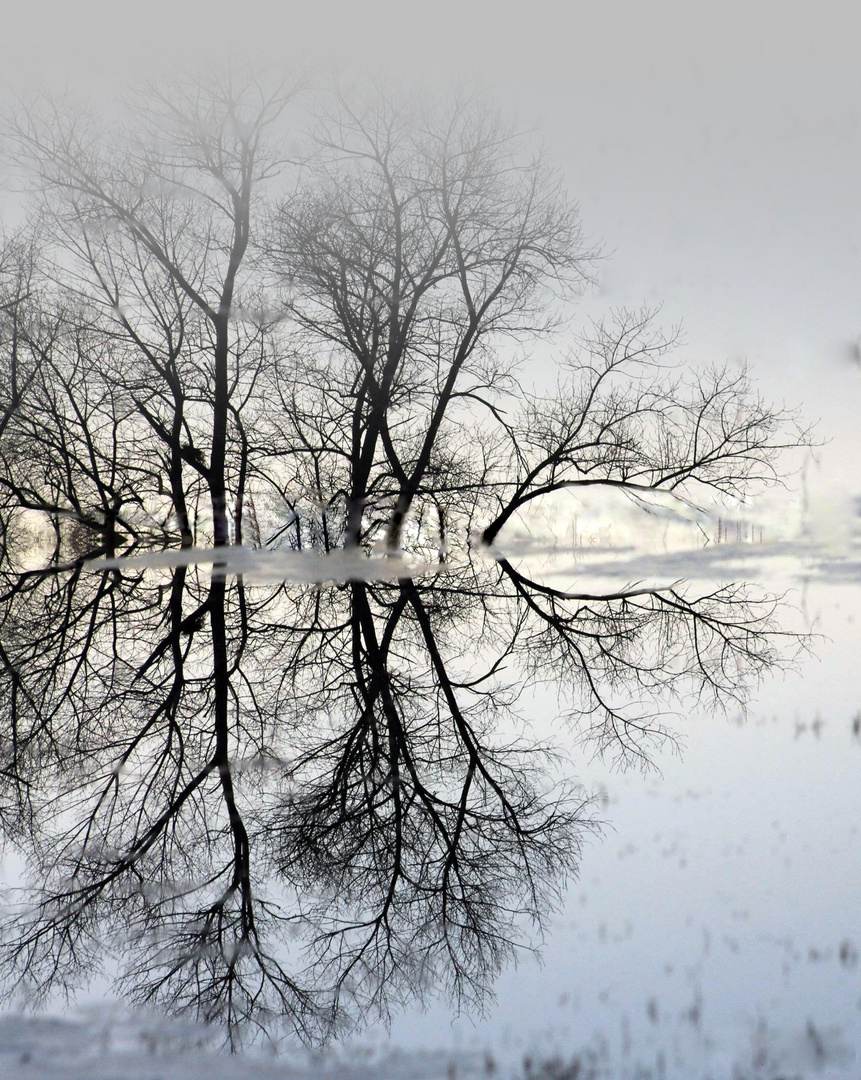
1, 518, 859, 1078
1, 72, 859, 1079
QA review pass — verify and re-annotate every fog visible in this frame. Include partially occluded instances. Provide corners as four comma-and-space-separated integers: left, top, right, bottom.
1, 3, 860, 1077
6, 0, 859, 497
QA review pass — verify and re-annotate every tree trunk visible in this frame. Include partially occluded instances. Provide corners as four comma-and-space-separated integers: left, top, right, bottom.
211, 315, 230, 546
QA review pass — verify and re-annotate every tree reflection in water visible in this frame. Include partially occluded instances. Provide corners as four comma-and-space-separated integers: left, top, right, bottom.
0, 73, 810, 1050
0, 545, 797, 1047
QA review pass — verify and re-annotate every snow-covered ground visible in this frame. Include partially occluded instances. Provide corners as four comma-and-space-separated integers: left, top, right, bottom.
0, 1010, 489, 1080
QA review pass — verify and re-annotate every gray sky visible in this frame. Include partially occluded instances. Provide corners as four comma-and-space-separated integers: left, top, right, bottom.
4, 0, 859, 516
2, 8, 860, 1066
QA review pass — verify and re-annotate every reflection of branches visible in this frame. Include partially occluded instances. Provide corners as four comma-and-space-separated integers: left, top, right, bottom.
0, 562, 324, 1042
496, 558, 798, 767
268, 577, 587, 1020
0, 546, 803, 1047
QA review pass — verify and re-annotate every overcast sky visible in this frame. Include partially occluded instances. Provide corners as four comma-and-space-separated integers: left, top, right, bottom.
3, 0, 859, 519
1, 8, 858, 1065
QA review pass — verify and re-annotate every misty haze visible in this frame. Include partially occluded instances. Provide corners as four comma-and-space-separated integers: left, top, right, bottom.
1, 15, 860, 1080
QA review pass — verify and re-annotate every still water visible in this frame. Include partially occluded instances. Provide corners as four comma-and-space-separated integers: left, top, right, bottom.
1, 515, 859, 1080
1, 63, 858, 1080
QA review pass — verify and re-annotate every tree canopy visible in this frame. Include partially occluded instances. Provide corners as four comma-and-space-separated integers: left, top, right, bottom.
0, 75, 808, 559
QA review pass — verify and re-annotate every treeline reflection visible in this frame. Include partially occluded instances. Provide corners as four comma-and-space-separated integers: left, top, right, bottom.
0, 546, 795, 1046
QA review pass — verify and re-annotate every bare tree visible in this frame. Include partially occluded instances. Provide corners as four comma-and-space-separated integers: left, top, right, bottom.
481, 307, 810, 544
268, 95, 809, 557
272, 90, 593, 548
3, 80, 808, 558
5, 73, 299, 545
